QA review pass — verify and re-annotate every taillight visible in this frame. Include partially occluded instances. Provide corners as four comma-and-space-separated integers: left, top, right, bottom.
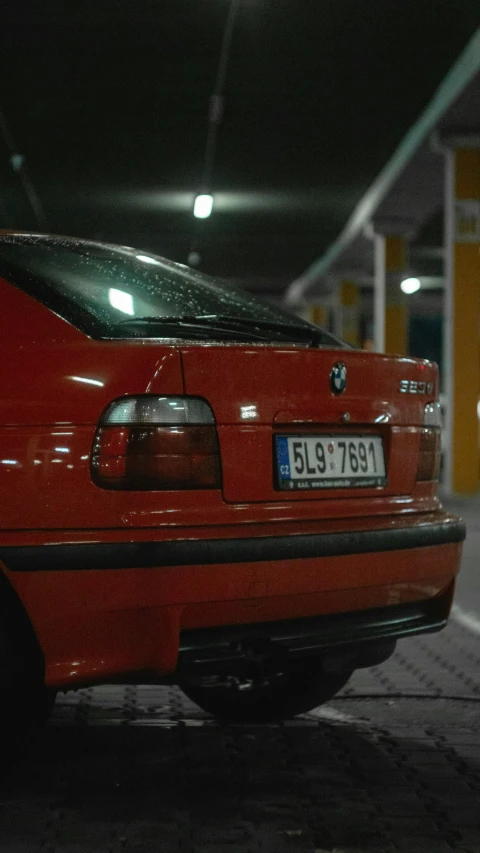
91, 396, 221, 490
417, 429, 441, 481
417, 403, 442, 481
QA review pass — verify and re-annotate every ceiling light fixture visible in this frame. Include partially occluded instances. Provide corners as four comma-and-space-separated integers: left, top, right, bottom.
193, 193, 214, 219
400, 277, 421, 295
189, 0, 240, 242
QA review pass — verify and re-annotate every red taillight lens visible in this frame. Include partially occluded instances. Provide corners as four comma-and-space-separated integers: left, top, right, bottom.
416, 428, 441, 481
91, 397, 221, 490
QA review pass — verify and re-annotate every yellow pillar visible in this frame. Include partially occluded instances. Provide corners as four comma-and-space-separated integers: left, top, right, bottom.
339, 280, 360, 346
310, 305, 329, 328
385, 236, 408, 355
446, 148, 480, 493
296, 304, 330, 329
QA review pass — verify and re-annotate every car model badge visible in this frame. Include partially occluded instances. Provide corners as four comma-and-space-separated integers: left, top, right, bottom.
330, 362, 347, 394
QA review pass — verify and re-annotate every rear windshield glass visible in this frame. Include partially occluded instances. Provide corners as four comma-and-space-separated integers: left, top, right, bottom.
0, 236, 342, 345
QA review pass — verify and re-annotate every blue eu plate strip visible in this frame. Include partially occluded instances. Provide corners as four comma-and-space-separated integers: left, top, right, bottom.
276, 436, 291, 481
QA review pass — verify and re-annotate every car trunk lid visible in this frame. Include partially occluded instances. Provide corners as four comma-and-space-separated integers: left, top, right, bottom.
180, 345, 438, 504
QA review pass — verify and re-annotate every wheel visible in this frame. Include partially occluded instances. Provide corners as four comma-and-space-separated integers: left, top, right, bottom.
0, 583, 56, 736
0, 686, 56, 769
179, 662, 352, 723
0, 685, 56, 730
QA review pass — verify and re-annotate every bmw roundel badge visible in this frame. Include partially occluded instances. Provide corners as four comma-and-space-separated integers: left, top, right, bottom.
330, 362, 347, 394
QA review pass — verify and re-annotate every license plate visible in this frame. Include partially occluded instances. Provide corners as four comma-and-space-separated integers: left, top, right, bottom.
275, 434, 387, 490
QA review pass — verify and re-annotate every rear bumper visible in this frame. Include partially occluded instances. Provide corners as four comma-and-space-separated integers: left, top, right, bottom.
177, 586, 454, 677
0, 516, 466, 572
0, 512, 465, 688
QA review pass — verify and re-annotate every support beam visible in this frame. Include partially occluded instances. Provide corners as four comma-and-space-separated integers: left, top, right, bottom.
385, 236, 408, 356
296, 303, 330, 330
373, 235, 386, 352
311, 304, 329, 328
284, 29, 480, 305
444, 147, 480, 494
373, 233, 408, 354
337, 280, 360, 346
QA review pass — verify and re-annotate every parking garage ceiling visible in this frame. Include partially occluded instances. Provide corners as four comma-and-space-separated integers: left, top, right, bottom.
1, 0, 480, 288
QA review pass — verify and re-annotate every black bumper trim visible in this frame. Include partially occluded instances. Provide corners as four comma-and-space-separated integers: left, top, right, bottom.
177, 591, 453, 672
0, 518, 465, 572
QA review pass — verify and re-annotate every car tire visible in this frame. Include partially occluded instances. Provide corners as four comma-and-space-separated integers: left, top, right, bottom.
0, 591, 56, 736
179, 664, 352, 723
0, 685, 56, 729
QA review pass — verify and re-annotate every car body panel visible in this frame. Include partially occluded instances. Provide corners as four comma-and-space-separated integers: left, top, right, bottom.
0, 234, 464, 692
0, 277, 185, 427
181, 345, 437, 502
180, 345, 438, 426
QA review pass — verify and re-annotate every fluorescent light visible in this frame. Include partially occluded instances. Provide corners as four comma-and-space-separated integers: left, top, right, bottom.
194, 194, 214, 219
69, 376, 104, 387
108, 287, 134, 314
400, 277, 421, 294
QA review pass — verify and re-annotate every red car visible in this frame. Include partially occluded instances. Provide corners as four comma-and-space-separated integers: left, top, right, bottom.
0, 232, 465, 727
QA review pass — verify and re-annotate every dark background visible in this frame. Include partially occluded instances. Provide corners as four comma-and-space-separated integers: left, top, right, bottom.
1, 0, 480, 284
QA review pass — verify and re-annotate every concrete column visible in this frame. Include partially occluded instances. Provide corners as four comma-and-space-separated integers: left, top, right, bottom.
444, 147, 480, 494
338, 280, 360, 346
296, 303, 330, 330
373, 234, 386, 352
385, 236, 408, 355
311, 304, 329, 328
373, 233, 408, 354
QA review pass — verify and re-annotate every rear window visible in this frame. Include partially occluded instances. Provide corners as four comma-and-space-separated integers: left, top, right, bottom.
0, 235, 341, 345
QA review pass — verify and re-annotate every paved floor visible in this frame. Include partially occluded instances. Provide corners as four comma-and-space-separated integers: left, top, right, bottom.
444, 494, 480, 615
1, 498, 479, 852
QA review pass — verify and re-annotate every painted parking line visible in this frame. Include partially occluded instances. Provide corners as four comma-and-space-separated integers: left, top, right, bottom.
451, 603, 480, 636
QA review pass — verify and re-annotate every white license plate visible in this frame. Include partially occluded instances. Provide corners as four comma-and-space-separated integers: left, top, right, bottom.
275, 434, 387, 490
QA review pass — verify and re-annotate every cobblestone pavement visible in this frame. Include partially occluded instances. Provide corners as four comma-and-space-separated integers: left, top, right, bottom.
0, 614, 478, 853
